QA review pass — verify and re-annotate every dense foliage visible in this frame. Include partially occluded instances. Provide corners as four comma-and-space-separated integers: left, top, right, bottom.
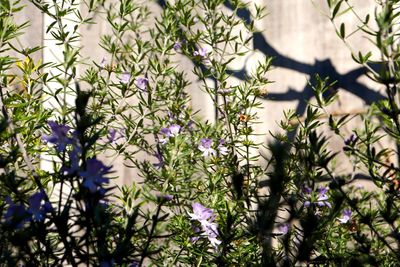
0, 0, 400, 266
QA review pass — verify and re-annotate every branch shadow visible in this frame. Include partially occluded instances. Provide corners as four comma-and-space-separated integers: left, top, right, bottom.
157, 0, 386, 134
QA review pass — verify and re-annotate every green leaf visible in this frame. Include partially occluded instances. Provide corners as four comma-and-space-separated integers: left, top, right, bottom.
332, 0, 343, 19
46, 21, 57, 33
365, 14, 370, 24
340, 23, 345, 38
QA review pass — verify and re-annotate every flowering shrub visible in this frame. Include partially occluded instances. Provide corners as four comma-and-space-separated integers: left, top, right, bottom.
0, 0, 400, 266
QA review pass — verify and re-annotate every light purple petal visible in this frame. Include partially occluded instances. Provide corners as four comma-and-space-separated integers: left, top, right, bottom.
195, 47, 208, 57
200, 138, 213, 149
173, 42, 182, 51
278, 223, 290, 235
190, 202, 214, 221
135, 77, 149, 90
28, 192, 48, 221
120, 72, 131, 84
302, 185, 312, 195
169, 124, 181, 137
42, 121, 73, 152
317, 186, 329, 195
338, 209, 352, 224
100, 57, 106, 68
79, 158, 111, 193
343, 208, 352, 217
160, 127, 171, 137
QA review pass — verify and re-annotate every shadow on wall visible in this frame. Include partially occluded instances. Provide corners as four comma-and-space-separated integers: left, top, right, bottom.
158, 0, 385, 121
153, 0, 390, 184
226, 1, 385, 118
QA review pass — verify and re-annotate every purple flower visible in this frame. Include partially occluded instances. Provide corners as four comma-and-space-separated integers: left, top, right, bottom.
187, 120, 195, 131
338, 209, 352, 224
120, 72, 131, 84
167, 111, 176, 121
3, 196, 27, 227
159, 124, 181, 144
28, 192, 51, 222
173, 42, 182, 51
193, 47, 208, 58
188, 203, 221, 249
316, 186, 331, 208
107, 128, 125, 143
277, 223, 290, 235
153, 152, 164, 168
100, 57, 107, 68
61, 143, 81, 176
79, 158, 112, 193
198, 138, 216, 157
190, 226, 201, 243
159, 138, 168, 145
42, 121, 72, 152
203, 221, 221, 249
44, 202, 53, 212
302, 185, 331, 208
189, 202, 215, 222
160, 127, 170, 136
108, 128, 118, 142
218, 139, 228, 155
169, 124, 181, 136
344, 134, 357, 146
135, 77, 149, 91
302, 185, 312, 194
